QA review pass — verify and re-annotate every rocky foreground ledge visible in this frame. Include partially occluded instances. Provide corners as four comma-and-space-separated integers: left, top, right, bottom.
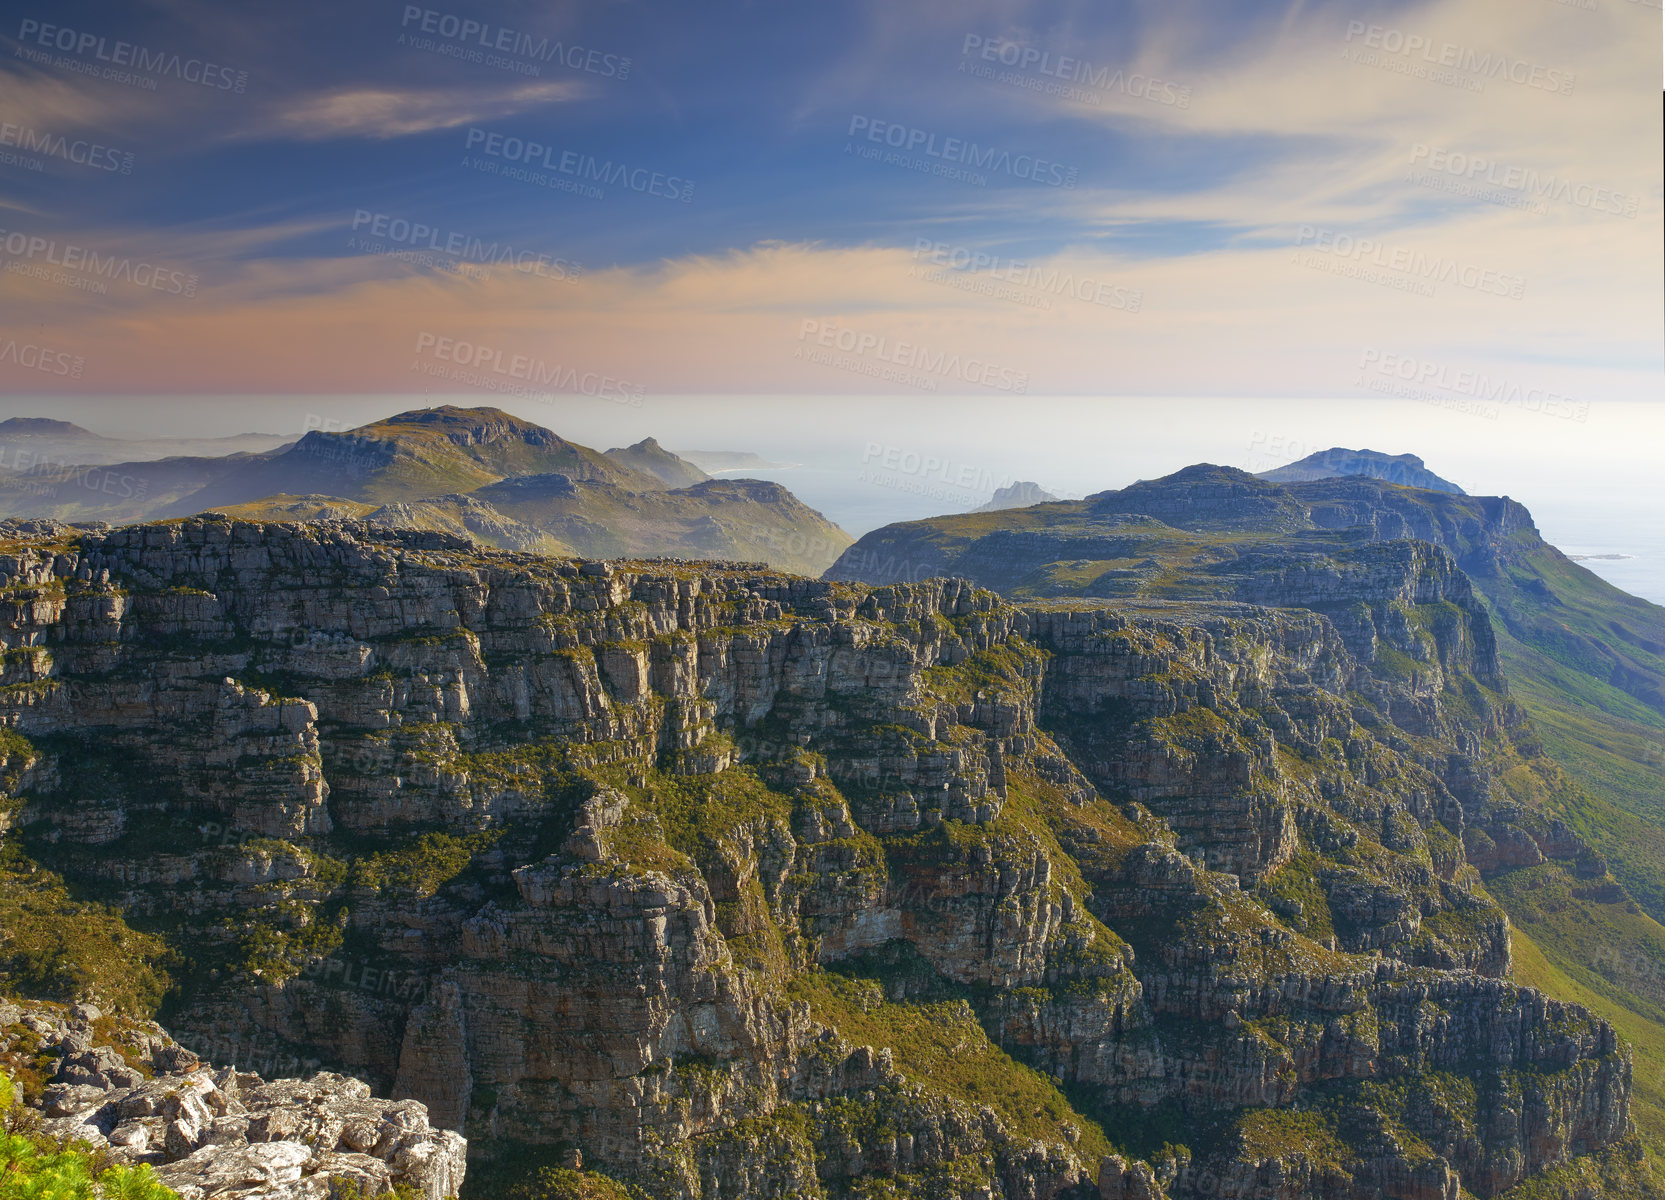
1, 997, 465, 1199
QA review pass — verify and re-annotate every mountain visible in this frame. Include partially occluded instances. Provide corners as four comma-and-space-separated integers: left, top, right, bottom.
0, 406, 853, 575
179, 405, 655, 510
974, 480, 1059, 511
1257, 446, 1465, 493
0, 516, 1652, 1198
604, 437, 711, 488
473, 473, 850, 575
831, 462, 1665, 1160
0, 415, 292, 464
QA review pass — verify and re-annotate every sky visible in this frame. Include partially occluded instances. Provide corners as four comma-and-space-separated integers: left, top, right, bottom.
0, 0, 1659, 404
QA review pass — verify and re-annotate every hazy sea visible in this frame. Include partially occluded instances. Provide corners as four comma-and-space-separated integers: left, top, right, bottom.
1531, 497, 1665, 608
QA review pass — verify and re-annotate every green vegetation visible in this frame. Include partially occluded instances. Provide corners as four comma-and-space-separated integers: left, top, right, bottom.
0, 1070, 180, 1198
496, 1167, 635, 1200
790, 969, 1112, 1161
353, 831, 503, 898
325, 1180, 424, 1200
1496, 1132, 1665, 1199
0, 840, 174, 1016
1502, 878, 1665, 1143
460, 1146, 641, 1200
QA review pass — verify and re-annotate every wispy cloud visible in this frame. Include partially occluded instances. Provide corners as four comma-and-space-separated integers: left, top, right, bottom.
269, 80, 583, 141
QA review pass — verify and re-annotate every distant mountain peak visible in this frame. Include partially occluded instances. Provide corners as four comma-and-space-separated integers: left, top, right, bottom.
1257, 447, 1464, 494
975, 481, 1060, 512
368, 405, 563, 448
0, 417, 96, 436
604, 437, 709, 488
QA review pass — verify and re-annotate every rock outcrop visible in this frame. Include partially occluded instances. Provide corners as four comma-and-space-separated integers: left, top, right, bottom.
0, 997, 466, 1199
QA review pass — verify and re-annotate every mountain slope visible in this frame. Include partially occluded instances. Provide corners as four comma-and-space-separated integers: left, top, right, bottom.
474, 473, 851, 575
975, 480, 1060, 511
0, 416, 292, 465
176, 405, 659, 510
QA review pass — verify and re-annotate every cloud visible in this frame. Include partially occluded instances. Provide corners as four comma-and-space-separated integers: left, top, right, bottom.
270, 80, 582, 140
2, 224, 1655, 406
0, 65, 154, 134
0, 0, 1654, 405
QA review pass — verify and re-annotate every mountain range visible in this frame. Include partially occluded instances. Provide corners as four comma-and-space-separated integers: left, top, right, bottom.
0, 435, 1660, 1199
0, 407, 852, 576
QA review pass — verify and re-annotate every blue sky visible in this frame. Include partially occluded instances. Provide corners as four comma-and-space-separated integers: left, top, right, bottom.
0, 0, 1658, 399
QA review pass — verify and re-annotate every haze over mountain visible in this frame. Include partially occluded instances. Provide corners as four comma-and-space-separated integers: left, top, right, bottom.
974, 480, 1060, 512
1257, 447, 1465, 494
674, 449, 790, 472
604, 437, 712, 488
0, 406, 852, 575
0, 417, 293, 466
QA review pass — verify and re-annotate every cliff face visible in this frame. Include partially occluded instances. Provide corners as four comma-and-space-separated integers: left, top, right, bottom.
826, 463, 1665, 939
0, 518, 1637, 1198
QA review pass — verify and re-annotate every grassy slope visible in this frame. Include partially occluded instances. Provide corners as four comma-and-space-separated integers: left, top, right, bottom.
479, 478, 854, 576
1498, 864, 1665, 1141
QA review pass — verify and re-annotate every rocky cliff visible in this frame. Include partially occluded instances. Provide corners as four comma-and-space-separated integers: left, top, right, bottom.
0, 516, 1642, 1198
1, 996, 466, 1199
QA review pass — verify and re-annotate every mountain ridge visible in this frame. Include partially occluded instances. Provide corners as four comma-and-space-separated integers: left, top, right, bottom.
0, 406, 851, 575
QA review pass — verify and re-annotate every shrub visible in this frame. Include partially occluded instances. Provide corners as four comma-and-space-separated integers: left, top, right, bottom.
0, 1071, 179, 1199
